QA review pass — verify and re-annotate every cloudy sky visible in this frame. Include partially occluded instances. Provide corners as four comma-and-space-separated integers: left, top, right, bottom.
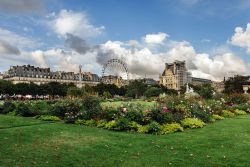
0, 0, 250, 81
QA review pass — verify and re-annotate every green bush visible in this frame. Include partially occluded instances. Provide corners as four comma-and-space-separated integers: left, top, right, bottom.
115, 118, 130, 131
129, 121, 141, 131
75, 119, 96, 126
82, 96, 102, 120
75, 119, 85, 125
104, 120, 117, 130
181, 118, 205, 129
15, 102, 34, 117
137, 125, 149, 133
234, 109, 247, 116
102, 108, 120, 121
147, 121, 161, 134
160, 123, 184, 135
124, 110, 144, 124
38, 115, 60, 121
148, 108, 174, 124
29, 101, 50, 115
1, 101, 16, 114
212, 114, 224, 120
96, 120, 108, 128
221, 110, 235, 118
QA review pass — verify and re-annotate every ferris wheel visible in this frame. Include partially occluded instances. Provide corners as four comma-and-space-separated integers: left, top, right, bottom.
102, 59, 129, 80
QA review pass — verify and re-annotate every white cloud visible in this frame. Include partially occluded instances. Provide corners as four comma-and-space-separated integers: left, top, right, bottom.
31, 50, 48, 68
144, 32, 168, 44
0, 27, 39, 50
0, 0, 44, 13
231, 23, 250, 54
47, 9, 105, 38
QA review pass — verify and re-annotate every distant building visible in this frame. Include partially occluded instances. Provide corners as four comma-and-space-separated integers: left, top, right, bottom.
191, 77, 212, 86
101, 75, 126, 87
0, 73, 3, 80
3, 65, 100, 86
160, 61, 192, 90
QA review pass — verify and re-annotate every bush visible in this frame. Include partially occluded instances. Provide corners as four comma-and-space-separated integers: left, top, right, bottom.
29, 101, 50, 115
234, 109, 247, 116
160, 123, 184, 135
38, 115, 60, 121
147, 121, 161, 134
1, 101, 16, 114
190, 106, 212, 123
181, 118, 205, 129
137, 125, 149, 133
212, 114, 224, 120
82, 96, 102, 120
15, 102, 34, 117
124, 110, 144, 124
144, 87, 162, 98
96, 120, 108, 128
104, 120, 117, 130
115, 118, 130, 131
228, 93, 250, 104
148, 108, 174, 124
221, 110, 235, 118
75, 119, 96, 126
129, 121, 141, 131
102, 108, 120, 121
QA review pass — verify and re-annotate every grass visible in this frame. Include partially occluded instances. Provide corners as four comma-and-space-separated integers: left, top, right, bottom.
101, 100, 156, 110
1, 115, 250, 167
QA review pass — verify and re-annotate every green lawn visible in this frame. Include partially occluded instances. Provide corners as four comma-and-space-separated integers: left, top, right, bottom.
0, 115, 250, 167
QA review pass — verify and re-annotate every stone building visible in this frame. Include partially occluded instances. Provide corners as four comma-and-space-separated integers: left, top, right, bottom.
160, 61, 192, 90
3, 65, 100, 86
101, 75, 126, 87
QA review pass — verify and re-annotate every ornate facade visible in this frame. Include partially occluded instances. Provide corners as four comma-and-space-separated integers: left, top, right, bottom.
3, 65, 100, 86
160, 61, 192, 90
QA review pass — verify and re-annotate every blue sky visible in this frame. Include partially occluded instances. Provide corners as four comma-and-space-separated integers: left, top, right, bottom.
0, 0, 250, 81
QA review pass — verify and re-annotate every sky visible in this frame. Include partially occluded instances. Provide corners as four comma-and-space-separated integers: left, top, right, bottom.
0, 0, 250, 81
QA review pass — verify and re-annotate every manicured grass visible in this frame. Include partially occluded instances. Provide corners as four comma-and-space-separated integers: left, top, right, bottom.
1, 115, 250, 167
101, 100, 156, 110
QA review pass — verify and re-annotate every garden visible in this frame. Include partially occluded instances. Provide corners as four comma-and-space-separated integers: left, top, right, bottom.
1, 92, 250, 135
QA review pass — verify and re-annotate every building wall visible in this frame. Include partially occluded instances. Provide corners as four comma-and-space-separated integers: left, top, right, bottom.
160, 61, 191, 90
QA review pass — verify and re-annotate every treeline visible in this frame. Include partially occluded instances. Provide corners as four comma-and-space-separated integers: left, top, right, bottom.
0, 79, 178, 98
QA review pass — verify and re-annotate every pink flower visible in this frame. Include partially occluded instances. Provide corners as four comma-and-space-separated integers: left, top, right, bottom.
162, 107, 170, 113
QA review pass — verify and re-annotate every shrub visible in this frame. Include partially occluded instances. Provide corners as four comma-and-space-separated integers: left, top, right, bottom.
104, 120, 117, 130
96, 120, 108, 128
160, 123, 184, 135
38, 115, 60, 121
148, 108, 174, 124
228, 93, 250, 104
234, 109, 247, 116
190, 107, 212, 123
29, 101, 50, 115
212, 114, 224, 120
124, 110, 144, 124
1, 101, 16, 114
181, 118, 205, 129
129, 121, 141, 131
102, 108, 120, 121
221, 110, 235, 118
137, 125, 149, 133
115, 118, 130, 131
147, 121, 161, 134
75, 119, 96, 126
83, 120, 97, 126
75, 119, 85, 125
15, 102, 34, 117
82, 96, 102, 120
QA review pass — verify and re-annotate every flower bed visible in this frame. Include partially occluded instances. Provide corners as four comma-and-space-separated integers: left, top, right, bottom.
1, 94, 250, 135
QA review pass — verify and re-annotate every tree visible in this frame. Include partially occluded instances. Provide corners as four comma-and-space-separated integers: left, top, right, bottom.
144, 86, 162, 98
224, 75, 250, 94
197, 84, 214, 99
103, 91, 112, 99
125, 80, 147, 98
